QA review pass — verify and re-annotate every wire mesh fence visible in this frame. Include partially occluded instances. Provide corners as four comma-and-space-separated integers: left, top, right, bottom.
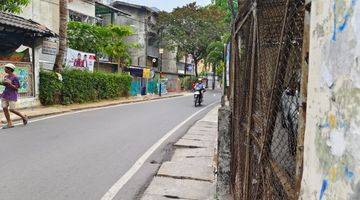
229, 0, 306, 199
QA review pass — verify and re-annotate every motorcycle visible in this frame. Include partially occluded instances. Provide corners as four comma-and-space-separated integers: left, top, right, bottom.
194, 90, 203, 107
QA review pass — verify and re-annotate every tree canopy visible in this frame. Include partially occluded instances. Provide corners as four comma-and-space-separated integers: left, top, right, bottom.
212, 0, 238, 24
67, 21, 135, 67
156, 3, 227, 76
0, 0, 29, 13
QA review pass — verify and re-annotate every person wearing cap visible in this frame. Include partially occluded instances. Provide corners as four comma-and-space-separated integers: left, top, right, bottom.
0, 63, 28, 129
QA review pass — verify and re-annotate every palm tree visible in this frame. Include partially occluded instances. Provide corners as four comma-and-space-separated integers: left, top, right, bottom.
54, 0, 68, 72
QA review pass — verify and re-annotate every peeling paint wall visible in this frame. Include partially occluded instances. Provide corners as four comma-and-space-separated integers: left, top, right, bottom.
301, 0, 360, 199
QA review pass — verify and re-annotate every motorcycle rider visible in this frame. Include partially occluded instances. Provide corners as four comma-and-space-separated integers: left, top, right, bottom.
194, 79, 205, 101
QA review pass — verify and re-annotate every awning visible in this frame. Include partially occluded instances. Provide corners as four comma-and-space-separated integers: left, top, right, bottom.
0, 12, 57, 54
0, 12, 56, 37
124, 66, 153, 78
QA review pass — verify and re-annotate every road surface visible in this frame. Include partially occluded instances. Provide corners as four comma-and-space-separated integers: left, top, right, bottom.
0, 91, 220, 200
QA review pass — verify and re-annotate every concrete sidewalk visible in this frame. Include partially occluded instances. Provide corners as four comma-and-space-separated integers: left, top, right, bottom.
141, 106, 219, 200
1, 92, 189, 124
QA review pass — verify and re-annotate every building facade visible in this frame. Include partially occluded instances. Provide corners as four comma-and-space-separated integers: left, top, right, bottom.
12, 0, 97, 108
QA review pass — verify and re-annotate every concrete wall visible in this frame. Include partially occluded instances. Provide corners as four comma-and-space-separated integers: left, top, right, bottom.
300, 0, 360, 199
15, 1, 60, 108
162, 50, 177, 73
113, 5, 148, 67
20, 0, 60, 33
68, 0, 95, 17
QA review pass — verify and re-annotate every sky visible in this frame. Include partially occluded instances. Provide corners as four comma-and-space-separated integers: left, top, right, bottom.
120, 0, 212, 12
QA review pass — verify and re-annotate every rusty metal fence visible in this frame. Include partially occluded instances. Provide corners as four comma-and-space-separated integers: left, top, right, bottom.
229, 0, 307, 199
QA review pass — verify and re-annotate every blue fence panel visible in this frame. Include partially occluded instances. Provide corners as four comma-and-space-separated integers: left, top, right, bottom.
130, 80, 141, 96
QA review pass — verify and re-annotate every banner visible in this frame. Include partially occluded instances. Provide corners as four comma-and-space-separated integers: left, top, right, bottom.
143, 68, 151, 79
226, 43, 230, 87
65, 48, 96, 72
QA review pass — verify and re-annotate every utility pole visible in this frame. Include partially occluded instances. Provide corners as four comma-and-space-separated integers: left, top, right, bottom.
158, 27, 164, 96
159, 48, 163, 96
212, 64, 216, 90
221, 43, 227, 106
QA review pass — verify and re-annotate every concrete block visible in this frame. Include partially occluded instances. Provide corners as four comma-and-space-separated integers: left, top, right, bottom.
181, 133, 217, 142
157, 161, 214, 182
175, 138, 215, 148
217, 106, 232, 197
170, 156, 214, 167
142, 177, 214, 200
141, 194, 188, 200
172, 147, 214, 158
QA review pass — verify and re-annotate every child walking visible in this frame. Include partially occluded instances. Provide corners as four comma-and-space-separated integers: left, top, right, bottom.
1, 63, 28, 129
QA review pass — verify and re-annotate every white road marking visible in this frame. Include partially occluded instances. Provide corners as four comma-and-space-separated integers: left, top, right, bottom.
100, 101, 219, 200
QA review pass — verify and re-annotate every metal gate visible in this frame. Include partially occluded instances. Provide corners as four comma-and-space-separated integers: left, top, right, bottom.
229, 0, 307, 199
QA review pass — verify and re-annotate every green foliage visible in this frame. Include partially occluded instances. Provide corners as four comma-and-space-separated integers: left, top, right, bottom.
156, 3, 227, 76
39, 70, 131, 105
67, 22, 104, 55
199, 71, 208, 77
180, 76, 198, 90
67, 21, 135, 67
0, 0, 29, 13
212, 0, 238, 24
39, 71, 63, 105
216, 61, 225, 77
205, 41, 224, 67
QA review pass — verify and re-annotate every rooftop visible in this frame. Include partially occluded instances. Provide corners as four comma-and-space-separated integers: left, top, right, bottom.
95, 1, 131, 16
112, 1, 160, 13
0, 12, 56, 37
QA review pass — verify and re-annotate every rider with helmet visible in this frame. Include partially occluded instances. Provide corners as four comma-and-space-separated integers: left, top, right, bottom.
194, 79, 205, 101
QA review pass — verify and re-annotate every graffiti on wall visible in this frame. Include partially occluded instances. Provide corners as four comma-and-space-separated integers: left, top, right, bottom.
332, 0, 357, 41
315, 82, 360, 199
312, 1, 360, 199
0, 63, 31, 94
165, 76, 181, 92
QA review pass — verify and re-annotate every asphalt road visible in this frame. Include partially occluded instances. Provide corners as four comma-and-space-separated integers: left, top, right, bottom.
0, 91, 220, 200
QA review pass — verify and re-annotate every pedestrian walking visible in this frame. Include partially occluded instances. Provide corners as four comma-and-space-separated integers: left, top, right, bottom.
1, 63, 28, 129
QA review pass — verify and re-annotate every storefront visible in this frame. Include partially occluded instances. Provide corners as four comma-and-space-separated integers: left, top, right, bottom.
0, 12, 56, 108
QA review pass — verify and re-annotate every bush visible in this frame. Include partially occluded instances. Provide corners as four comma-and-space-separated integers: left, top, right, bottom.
39, 71, 62, 105
180, 76, 197, 90
39, 70, 132, 105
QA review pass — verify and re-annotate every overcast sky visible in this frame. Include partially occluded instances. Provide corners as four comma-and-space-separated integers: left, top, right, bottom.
120, 0, 212, 12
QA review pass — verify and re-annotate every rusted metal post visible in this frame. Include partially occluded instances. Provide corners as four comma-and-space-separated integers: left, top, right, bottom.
243, 3, 257, 199
295, 1, 311, 197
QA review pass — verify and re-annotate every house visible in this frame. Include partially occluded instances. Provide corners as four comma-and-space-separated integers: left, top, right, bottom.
5, 0, 99, 108
0, 11, 56, 108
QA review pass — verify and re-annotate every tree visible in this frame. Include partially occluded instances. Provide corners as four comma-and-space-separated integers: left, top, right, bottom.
156, 3, 226, 77
67, 21, 135, 70
212, 0, 238, 24
54, 0, 68, 72
67, 22, 104, 55
103, 25, 134, 70
0, 0, 29, 13
205, 41, 225, 89
205, 41, 225, 70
